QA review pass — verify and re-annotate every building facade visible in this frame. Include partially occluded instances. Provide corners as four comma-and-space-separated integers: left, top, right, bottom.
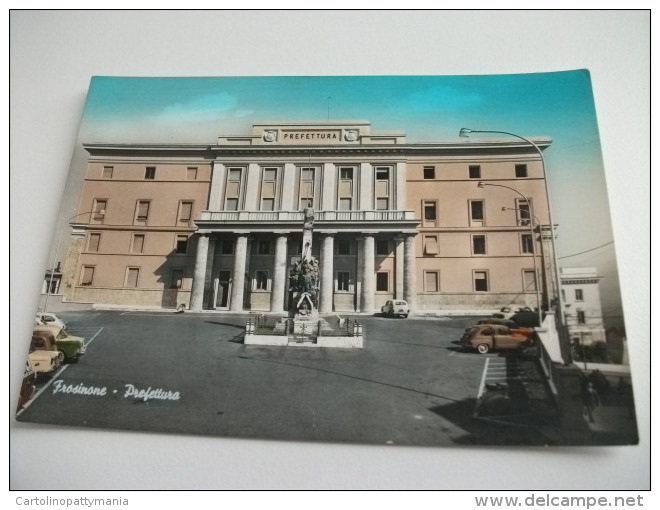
58, 120, 554, 314
561, 267, 607, 348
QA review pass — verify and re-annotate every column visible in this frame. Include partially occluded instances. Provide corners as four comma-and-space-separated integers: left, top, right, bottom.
281, 163, 296, 210
319, 233, 335, 313
208, 162, 226, 211
361, 234, 375, 313
395, 161, 405, 211
403, 234, 417, 309
244, 163, 261, 210
394, 235, 404, 299
359, 162, 372, 210
190, 234, 210, 312
230, 234, 249, 311
270, 233, 288, 312
321, 163, 336, 211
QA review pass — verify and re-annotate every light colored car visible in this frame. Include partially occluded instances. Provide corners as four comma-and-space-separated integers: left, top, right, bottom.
381, 300, 410, 318
33, 324, 86, 363
35, 312, 67, 329
461, 324, 534, 354
28, 330, 64, 373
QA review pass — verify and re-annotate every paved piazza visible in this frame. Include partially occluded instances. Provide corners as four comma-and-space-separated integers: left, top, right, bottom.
17, 310, 557, 446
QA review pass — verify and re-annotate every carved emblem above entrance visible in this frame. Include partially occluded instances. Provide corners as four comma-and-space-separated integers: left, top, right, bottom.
263, 130, 277, 142
344, 130, 358, 142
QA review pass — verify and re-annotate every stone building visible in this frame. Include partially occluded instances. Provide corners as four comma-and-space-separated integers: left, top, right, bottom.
56, 120, 554, 314
561, 267, 607, 348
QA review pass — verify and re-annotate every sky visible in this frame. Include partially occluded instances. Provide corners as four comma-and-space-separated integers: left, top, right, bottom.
74, 72, 622, 325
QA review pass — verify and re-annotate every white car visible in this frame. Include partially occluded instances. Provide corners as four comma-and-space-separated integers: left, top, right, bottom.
35, 312, 67, 329
381, 300, 410, 318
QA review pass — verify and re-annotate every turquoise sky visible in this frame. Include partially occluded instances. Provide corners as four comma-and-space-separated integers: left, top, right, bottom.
78, 73, 619, 316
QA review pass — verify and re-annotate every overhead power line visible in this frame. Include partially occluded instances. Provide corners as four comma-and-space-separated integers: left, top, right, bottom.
559, 240, 614, 259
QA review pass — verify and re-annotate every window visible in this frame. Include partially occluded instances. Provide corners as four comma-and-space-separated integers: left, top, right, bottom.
515, 164, 528, 178
221, 239, 234, 255
80, 266, 95, 286
423, 200, 437, 225
575, 289, 584, 301
521, 233, 534, 254
338, 166, 354, 211
470, 200, 484, 221
125, 267, 140, 287
261, 167, 278, 211
423, 166, 435, 179
257, 240, 271, 255
472, 235, 486, 255
176, 235, 188, 254
469, 165, 481, 179
178, 201, 193, 225
135, 200, 150, 224
255, 270, 269, 291
186, 167, 198, 180
424, 271, 439, 292
87, 233, 101, 252
523, 269, 537, 291
376, 272, 389, 292
92, 200, 107, 223
474, 270, 489, 292
102, 166, 113, 179
145, 167, 156, 180
375, 167, 390, 210
376, 239, 389, 256
337, 271, 350, 292
225, 168, 243, 211
515, 198, 532, 225
423, 235, 439, 256
131, 234, 145, 254
170, 269, 184, 289
336, 240, 351, 255
299, 167, 316, 209
576, 309, 586, 324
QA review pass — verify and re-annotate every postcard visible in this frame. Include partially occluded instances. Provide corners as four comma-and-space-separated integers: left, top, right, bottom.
16, 73, 638, 447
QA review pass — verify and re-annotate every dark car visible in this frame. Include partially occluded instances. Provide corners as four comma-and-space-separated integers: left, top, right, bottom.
509, 311, 544, 328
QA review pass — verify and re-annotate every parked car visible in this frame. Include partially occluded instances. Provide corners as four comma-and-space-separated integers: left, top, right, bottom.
28, 329, 64, 373
35, 312, 67, 329
18, 363, 37, 410
476, 318, 516, 328
33, 324, 86, 363
381, 300, 409, 318
492, 306, 543, 328
461, 324, 535, 354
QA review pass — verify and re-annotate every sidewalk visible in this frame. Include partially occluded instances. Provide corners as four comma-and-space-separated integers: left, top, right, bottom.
553, 364, 638, 445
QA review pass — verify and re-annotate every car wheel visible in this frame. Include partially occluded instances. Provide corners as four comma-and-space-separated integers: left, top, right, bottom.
477, 343, 490, 354
58, 350, 67, 363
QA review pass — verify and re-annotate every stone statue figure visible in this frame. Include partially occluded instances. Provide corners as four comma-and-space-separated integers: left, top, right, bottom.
303, 206, 314, 229
289, 207, 319, 314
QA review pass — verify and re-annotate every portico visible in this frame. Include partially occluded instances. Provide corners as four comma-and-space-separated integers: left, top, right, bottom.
191, 211, 418, 313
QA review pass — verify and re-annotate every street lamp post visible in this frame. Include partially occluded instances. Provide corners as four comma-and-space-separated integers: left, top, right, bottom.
474, 180, 543, 328
460, 127, 569, 362
43, 211, 96, 312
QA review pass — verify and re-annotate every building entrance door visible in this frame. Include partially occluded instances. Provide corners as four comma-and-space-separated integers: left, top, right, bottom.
215, 270, 231, 308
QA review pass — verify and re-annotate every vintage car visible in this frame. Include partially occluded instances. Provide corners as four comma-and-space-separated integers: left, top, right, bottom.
491, 306, 543, 328
381, 300, 410, 318
18, 363, 37, 410
33, 324, 86, 363
476, 318, 516, 328
28, 330, 64, 373
35, 312, 67, 329
461, 324, 535, 354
